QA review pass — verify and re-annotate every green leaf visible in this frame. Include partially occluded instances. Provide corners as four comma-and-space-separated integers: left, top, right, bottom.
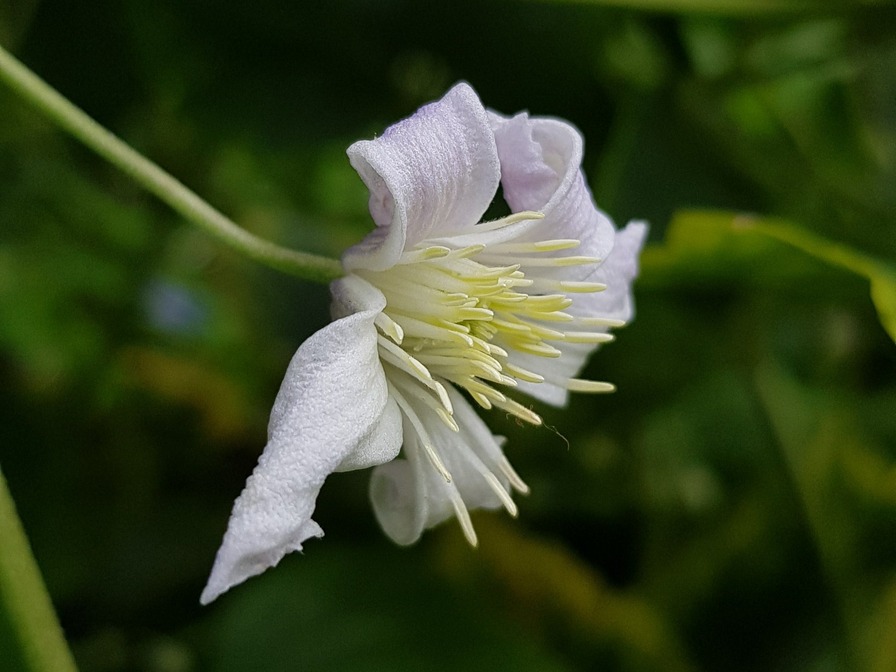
733, 213, 896, 343
0, 468, 78, 672
645, 209, 896, 342
528, 0, 886, 17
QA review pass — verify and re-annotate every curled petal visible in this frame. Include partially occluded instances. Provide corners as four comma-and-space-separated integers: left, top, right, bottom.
344, 83, 501, 272
490, 112, 615, 268
587, 220, 649, 324
200, 278, 400, 604
509, 221, 648, 406
491, 112, 647, 406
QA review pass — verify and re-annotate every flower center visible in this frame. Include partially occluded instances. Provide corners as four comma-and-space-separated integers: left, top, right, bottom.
355, 211, 621, 435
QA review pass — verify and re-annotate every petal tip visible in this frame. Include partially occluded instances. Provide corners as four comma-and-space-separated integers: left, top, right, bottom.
199, 520, 325, 605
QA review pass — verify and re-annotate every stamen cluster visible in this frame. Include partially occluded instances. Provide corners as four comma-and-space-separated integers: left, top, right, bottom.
356, 211, 620, 439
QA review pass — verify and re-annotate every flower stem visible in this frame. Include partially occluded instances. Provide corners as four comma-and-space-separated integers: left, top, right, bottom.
0, 43, 343, 284
0, 466, 79, 672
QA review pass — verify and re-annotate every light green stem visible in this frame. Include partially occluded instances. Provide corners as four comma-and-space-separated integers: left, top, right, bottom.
0, 44, 343, 284
0, 466, 79, 672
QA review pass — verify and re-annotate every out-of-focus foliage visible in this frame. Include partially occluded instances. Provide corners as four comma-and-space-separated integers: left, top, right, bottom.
1, 1, 894, 670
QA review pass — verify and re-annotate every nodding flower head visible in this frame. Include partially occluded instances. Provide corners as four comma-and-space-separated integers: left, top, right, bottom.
200, 83, 647, 605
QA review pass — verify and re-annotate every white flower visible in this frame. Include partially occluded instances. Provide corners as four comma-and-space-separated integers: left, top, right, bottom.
200, 83, 647, 605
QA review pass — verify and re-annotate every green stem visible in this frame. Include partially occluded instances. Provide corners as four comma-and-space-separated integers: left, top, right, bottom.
0, 44, 343, 284
0, 466, 78, 672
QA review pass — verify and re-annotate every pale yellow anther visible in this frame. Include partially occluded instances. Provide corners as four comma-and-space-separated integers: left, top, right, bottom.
423, 442, 453, 483
577, 316, 626, 328
559, 280, 607, 293
503, 363, 545, 384
489, 239, 581, 254
516, 255, 600, 267
436, 408, 459, 432
483, 472, 518, 516
499, 457, 530, 494
365, 214, 622, 461
515, 341, 562, 358
398, 246, 452, 265
375, 312, 404, 344
494, 397, 542, 426
471, 210, 544, 233
561, 331, 615, 344
567, 379, 616, 393
448, 489, 478, 547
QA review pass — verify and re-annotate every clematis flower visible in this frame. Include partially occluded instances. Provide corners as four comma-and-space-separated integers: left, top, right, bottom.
200, 83, 647, 605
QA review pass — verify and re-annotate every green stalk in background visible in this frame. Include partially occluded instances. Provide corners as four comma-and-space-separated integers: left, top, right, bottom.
0, 467, 79, 672
0, 43, 343, 285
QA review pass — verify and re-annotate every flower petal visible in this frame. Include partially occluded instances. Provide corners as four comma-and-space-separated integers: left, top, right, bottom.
491, 112, 647, 406
369, 387, 519, 545
510, 220, 648, 406
490, 111, 615, 267
343, 83, 501, 272
200, 279, 398, 604
586, 220, 649, 324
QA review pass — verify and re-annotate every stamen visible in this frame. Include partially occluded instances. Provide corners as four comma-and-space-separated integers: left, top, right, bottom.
527, 278, 607, 294
499, 457, 530, 494
483, 472, 518, 517
389, 314, 474, 346
502, 363, 544, 384
362, 217, 625, 532
447, 488, 478, 546
513, 341, 562, 358
567, 379, 616, 393
501, 255, 600, 267
469, 210, 544, 233
560, 332, 616, 344
576, 316, 627, 328
493, 396, 542, 426
379, 340, 453, 413
487, 239, 581, 254
377, 336, 433, 383
388, 383, 453, 483
436, 408, 460, 432
375, 312, 404, 344
557, 280, 608, 293
397, 246, 451, 265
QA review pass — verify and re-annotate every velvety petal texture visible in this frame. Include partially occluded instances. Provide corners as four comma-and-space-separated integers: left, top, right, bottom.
490, 112, 615, 266
202, 83, 647, 604
489, 111, 647, 406
200, 278, 400, 604
343, 83, 500, 272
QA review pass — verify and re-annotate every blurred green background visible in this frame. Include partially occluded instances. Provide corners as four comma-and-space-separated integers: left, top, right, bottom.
2, 0, 896, 670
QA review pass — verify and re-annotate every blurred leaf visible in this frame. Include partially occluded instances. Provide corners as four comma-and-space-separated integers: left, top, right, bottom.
644, 209, 896, 343
118, 347, 254, 442
531, 0, 886, 16
639, 209, 826, 287
868, 579, 896, 672
755, 362, 896, 671
435, 518, 695, 672
202, 542, 574, 672
734, 213, 896, 342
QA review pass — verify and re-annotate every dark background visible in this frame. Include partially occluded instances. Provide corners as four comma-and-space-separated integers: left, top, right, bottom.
2, 1, 896, 670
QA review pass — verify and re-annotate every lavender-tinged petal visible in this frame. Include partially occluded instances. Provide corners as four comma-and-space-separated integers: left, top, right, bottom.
491, 111, 646, 406
200, 279, 396, 604
344, 83, 501, 272
510, 221, 648, 406
490, 112, 615, 268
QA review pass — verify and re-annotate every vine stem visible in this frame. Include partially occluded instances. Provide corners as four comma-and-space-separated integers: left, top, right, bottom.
0, 43, 344, 284
0, 466, 79, 672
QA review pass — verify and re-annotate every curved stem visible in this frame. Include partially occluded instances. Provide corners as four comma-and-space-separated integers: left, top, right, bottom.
0, 466, 79, 672
0, 43, 343, 284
